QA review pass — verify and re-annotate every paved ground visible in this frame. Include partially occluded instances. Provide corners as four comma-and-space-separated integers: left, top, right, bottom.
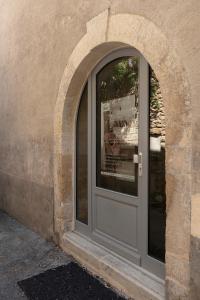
0, 210, 71, 299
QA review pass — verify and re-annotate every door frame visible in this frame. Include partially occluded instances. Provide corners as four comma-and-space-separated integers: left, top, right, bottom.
75, 48, 165, 278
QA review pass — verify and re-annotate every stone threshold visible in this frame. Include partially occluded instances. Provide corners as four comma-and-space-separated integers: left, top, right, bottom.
60, 231, 165, 300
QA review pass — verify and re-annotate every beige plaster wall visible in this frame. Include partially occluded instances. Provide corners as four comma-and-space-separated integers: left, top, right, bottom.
0, 1, 199, 299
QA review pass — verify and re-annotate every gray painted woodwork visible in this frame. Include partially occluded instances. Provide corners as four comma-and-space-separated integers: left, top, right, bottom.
75, 48, 165, 279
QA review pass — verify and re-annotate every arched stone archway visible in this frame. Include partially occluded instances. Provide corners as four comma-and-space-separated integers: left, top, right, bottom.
54, 10, 192, 299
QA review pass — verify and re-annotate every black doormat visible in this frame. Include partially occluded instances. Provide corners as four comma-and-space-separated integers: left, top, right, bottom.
18, 262, 127, 300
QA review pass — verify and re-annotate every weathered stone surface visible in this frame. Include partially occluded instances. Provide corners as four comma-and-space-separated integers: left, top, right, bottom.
191, 194, 200, 239
0, 1, 199, 299
190, 235, 200, 300
0, 172, 54, 239
166, 278, 189, 300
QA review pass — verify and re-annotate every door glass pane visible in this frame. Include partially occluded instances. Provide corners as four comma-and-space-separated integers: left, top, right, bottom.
76, 84, 88, 224
148, 67, 166, 262
96, 57, 139, 196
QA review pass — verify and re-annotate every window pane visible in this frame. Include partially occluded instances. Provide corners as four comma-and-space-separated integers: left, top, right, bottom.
76, 84, 88, 224
96, 57, 139, 196
148, 67, 166, 262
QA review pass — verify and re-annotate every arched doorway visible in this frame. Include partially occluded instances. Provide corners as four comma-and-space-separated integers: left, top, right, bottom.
75, 48, 166, 278
54, 11, 191, 299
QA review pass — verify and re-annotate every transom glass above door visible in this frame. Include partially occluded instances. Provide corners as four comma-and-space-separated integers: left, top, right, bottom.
75, 48, 166, 278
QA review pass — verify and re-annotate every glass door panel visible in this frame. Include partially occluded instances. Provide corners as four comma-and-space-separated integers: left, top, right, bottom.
96, 57, 139, 196
148, 67, 166, 262
76, 84, 88, 224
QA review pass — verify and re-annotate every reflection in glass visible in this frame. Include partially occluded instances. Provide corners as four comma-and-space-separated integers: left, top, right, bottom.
148, 67, 166, 262
76, 84, 88, 224
96, 57, 139, 196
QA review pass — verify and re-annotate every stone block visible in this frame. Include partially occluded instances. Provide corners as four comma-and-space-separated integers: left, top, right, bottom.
190, 235, 200, 300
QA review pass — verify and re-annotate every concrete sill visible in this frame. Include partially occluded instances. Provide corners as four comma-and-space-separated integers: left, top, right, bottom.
61, 231, 165, 300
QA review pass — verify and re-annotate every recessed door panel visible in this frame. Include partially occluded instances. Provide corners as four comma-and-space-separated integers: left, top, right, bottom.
95, 195, 137, 248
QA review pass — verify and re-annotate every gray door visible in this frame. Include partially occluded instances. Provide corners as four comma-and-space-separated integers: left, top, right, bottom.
90, 49, 145, 265
76, 48, 165, 278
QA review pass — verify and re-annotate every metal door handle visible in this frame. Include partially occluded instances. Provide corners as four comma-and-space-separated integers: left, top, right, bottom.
133, 152, 142, 176
138, 152, 142, 177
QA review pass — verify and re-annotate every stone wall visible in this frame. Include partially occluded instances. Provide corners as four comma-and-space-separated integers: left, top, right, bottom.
0, 1, 199, 299
150, 70, 166, 145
